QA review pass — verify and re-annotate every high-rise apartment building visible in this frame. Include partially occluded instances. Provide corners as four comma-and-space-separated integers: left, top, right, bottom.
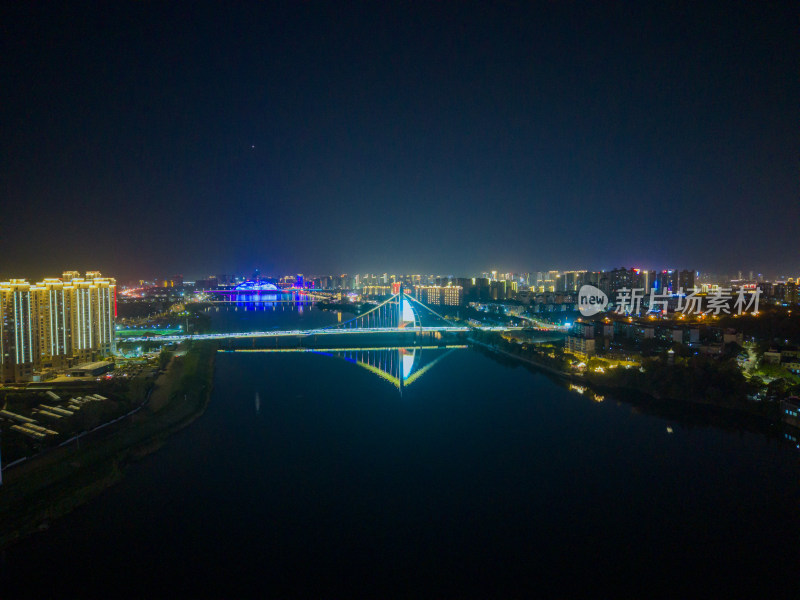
67, 274, 116, 362
0, 271, 116, 382
414, 285, 463, 306
442, 285, 464, 306
0, 280, 37, 382
35, 278, 72, 368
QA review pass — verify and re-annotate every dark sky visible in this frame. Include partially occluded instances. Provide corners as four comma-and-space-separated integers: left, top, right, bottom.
2, 2, 797, 281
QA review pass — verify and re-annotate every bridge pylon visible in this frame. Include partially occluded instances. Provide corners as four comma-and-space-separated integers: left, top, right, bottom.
396, 289, 403, 329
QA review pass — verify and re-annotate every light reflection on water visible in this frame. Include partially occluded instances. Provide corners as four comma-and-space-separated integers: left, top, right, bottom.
203, 300, 353, 333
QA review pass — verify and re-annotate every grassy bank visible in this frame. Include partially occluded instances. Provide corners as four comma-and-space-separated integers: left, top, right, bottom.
0, 341, 217, 550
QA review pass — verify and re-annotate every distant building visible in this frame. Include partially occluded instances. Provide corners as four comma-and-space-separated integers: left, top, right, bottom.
442, 285, 464, 306
630, 269, 656, 290
195, 276, 218, 289
490, 280, 515, 301
610, 268, 634, 294
571, 322, 595, 339
563, 271, 587, 292
414, 285, 463, 306
678, 270, 695, 292
788, 280, 798, 305
362, 285, 392, 298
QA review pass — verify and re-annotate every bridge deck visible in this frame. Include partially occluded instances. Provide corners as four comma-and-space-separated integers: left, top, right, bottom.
116, 326, 534, 343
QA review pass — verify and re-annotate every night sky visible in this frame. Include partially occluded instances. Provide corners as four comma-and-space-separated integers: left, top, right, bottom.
2, 2, 797, 281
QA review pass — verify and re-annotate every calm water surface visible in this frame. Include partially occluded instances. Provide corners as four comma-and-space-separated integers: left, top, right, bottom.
1, 307, 799, 597
202, 297, 354, 332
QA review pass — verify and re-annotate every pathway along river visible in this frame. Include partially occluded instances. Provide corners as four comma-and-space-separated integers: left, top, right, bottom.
1, 304, 799, 597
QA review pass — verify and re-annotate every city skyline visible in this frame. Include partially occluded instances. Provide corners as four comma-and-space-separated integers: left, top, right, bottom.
2, 3, 798, 279
6, 264, 797, 288
125, 265, 788, 285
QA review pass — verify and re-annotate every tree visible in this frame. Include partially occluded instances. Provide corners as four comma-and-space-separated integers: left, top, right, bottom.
158, 348, 171, 371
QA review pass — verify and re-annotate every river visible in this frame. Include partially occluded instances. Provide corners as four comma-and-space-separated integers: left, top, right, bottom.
1, 304, 799, 597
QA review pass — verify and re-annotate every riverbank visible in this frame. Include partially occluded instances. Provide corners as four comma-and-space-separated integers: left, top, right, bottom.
0, 341, 217, 550
469, 338, 575, 380
471, 338, 785, 436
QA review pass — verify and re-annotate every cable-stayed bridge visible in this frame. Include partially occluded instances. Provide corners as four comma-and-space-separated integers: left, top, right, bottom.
119, 291, 528, 343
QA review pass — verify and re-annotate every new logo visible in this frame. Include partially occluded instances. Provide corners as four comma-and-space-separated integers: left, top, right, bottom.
578, 285, 608, 317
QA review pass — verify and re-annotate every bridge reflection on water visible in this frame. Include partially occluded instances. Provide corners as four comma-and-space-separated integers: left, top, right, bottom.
230, 345, 465, 392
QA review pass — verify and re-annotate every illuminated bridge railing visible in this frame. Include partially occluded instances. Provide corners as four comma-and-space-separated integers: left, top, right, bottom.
115, 325, 500, 343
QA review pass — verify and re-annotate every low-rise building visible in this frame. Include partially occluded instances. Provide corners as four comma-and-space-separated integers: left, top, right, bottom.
566, 336, 596, 358
781, 397, 800, 429
67, 361, 114, 377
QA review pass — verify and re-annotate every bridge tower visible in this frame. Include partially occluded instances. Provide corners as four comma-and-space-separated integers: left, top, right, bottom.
397, 289, 403, 329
